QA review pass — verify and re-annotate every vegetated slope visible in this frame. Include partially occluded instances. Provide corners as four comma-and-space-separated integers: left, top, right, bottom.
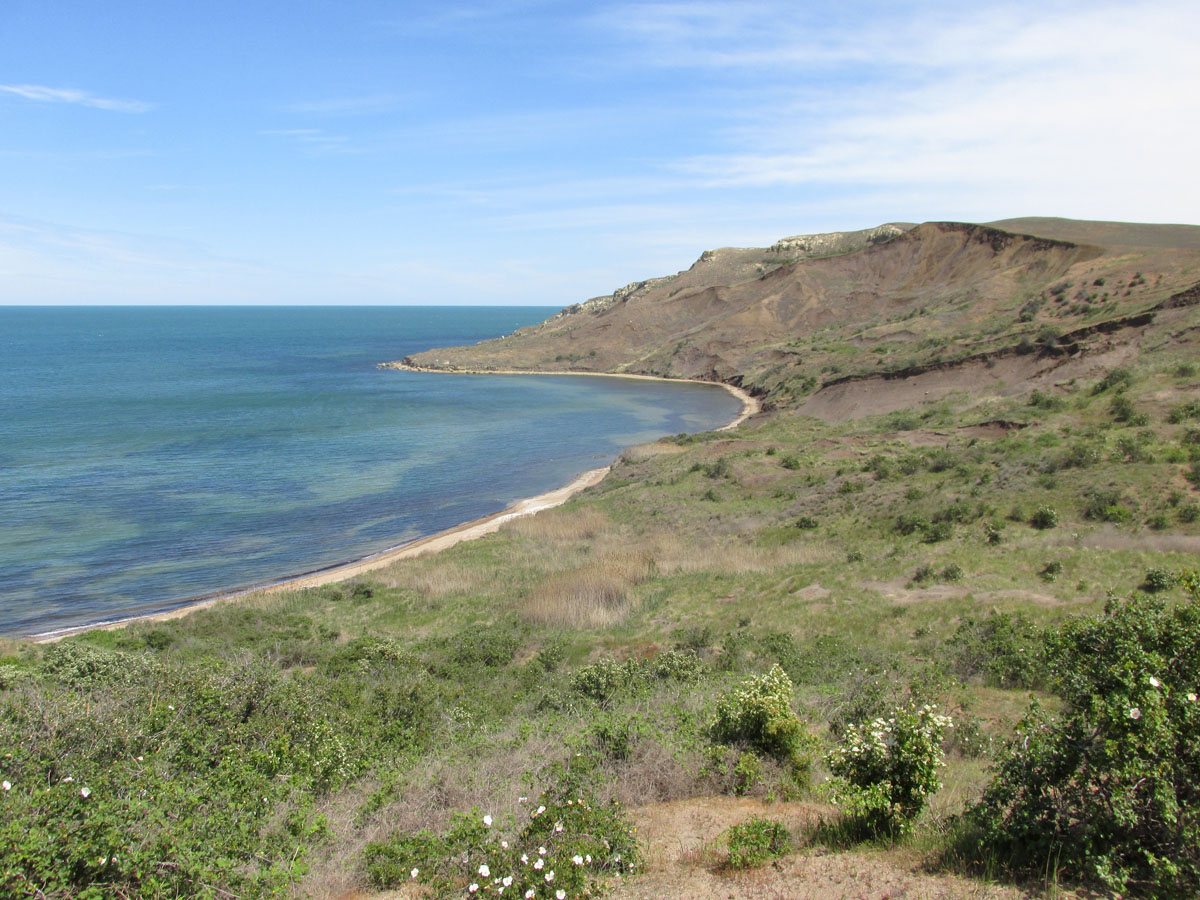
396, 220, 1200, 418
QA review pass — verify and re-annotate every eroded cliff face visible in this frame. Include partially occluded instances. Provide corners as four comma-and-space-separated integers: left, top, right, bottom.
391, 219, 1200, 411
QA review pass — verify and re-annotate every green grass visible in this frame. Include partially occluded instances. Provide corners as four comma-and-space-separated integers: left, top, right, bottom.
4, 342, 1200, 898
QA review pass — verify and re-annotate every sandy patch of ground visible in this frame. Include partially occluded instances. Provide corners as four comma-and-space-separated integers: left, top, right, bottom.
607, 797, 1043, 900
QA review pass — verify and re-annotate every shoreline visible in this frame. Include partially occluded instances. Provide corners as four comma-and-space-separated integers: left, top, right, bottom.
34, 371, 758, 642
379, 363, 761, 430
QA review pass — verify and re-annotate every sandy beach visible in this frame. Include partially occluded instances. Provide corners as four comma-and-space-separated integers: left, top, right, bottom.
35, 372, 757, 641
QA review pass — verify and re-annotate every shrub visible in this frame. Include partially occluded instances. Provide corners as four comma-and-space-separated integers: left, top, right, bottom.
732, 751, 763, 795
1180, 503, 1200, 524
1030, 505, 1059, 530
711, 665, 815, 771
1040, 560, 1064, 583
795, 515, 818, 529
921, 521, 953, 543
967, 594, 1200, 896
983, 520, 1005, 544
910, 564, 935, 586
1142, 567, 1176, 593
725, 817, 790, 869
949, 613, 1044, 688
940, 563, 964, 583
569, 657, 648, 704
1167, 400, 1200, 424
1092, 367, 1134, 394
1083, 488, 1135, 523
365, 756, 639, 897
827, 703, 952, 836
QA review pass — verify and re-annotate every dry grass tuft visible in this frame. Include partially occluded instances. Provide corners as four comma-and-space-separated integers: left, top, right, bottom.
651, 536, 835, 576
505, 506, 612, 542
391, 561, 488, 598
522, 550, 653, 627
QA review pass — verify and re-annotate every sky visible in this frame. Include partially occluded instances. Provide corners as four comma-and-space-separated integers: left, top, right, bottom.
1, 0, 1197, 305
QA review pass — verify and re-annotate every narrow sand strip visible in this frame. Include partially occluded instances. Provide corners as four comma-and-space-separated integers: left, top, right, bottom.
36, 372, 757, 641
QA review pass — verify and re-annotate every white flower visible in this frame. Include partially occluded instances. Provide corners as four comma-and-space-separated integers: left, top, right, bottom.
545, 870, 555, 882
62, 776, 74, 783
525, 891, 535, 899
585, 854, 592, 864
1189, 692, 1198, 702
80, 787, 91, 798
538, 846, 547, 856
534, 858, 544, 870
469, 883, 478, 893
535, 805, 546, 816
520, 854, 529, 864
557, 891, 566, 900
1129, 707, 1142, 720
136, 756, 143, 762
167, 705, 174, 711
483, 814, 493, 827
1149, 676, 1161, 688
501, 840, 509, 849
479, 864, 491, 877
518, 796, 528, 804
411, 868, 419, 879
1, 781, 10, 791
572, 854, 584, 866
554, 821, 564, 833
502, 876, 513, 886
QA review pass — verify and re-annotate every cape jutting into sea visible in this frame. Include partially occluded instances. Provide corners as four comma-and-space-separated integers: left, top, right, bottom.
0, 306, 744, 637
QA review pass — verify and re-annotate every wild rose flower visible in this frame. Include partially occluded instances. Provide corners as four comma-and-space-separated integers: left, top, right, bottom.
468, 883, 478, 893
533, 858, 544, 870
483, 814, 492, 827
80, 787, 91, 798
410, 868, 419, 879
1, 781, 10, 791
1149, 676, 1161, 688
479, 864, 490, 877
1129, 707, 1142, 719
572, 854, 584, 866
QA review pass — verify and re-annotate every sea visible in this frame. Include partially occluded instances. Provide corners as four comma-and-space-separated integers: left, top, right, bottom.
0, 306, 742, 637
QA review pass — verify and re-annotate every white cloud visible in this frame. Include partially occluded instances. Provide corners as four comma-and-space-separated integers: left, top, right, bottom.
0, 83, 152, 112
594, 0, 1200, 225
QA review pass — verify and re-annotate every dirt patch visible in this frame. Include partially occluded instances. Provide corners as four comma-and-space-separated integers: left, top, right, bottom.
607, 797, 1042, 900
793, 584, 831, 602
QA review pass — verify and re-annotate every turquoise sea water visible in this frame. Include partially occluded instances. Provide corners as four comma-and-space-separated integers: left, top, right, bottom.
0, 307, 742, 636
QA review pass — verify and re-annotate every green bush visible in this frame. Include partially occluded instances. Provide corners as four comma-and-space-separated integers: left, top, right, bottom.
1083, 488, 1135, 523
968, 594, 1200, 896
1030, 505, 1059, 530
1143, 568, 1176, 593
940, 563, 964, 583
827, 703, 952, 836
725, 817, 790, 869
711, 665, 815, 771
1093, 367, 1134, 394
1039, 560, 1064, 583
949, 613, 1044, 688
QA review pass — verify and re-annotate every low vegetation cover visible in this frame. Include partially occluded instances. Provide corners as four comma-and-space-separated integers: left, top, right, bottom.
3, 222, 1200, 898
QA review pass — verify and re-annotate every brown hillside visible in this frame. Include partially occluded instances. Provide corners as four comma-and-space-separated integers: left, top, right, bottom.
390, 218, 1200, 417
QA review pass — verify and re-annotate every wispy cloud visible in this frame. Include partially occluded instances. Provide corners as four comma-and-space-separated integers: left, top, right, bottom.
259, 128, 357, 153
288, 94, 403, 115
0, 83, 152, 112
592, 0, 1200, 223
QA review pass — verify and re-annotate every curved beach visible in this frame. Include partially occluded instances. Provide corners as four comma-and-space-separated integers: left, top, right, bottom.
35, 375, 757, 641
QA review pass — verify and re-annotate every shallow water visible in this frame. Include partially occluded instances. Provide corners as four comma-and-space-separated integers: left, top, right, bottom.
0, 306, 742, 635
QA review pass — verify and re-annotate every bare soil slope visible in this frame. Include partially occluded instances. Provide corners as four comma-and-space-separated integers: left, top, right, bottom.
392, 219, 1200, 422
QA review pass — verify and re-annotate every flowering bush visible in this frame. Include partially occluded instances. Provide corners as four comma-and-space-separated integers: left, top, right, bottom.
968, 593, 1200, 896
365, 756, 639, 898
711, 665, 815, 771
826, 702, 952, 836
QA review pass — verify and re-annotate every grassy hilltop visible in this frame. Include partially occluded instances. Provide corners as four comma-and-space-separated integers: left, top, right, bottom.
3, 218, 1200, 900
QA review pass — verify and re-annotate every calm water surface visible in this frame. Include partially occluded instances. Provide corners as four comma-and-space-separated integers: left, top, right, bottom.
0, 307, 742, 635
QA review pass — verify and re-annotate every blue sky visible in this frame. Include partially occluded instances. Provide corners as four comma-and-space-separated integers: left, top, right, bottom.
2, 0, 1197, 305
